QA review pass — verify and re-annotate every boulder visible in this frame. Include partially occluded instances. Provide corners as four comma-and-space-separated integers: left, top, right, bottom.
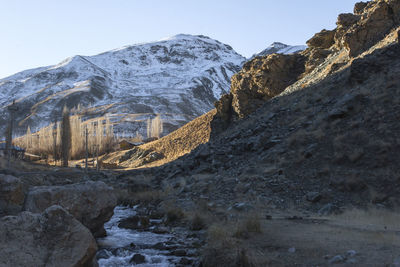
306, 29, 336, 49
130, 254, 146, 264
230, 53, 305, 118
24, 181, 117, 237
0, 205, 97, 267
354, 2, 368, 15
0, 174, 25, 216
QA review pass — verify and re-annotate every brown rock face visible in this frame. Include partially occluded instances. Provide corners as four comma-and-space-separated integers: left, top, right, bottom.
215, 93, 233, 122
0, 205, 97, 267
230, 54, 305, 118
337, 0, 400, 57
0, 174, 25, 216
24, 181, 117, 237
307, 29, 336, 49
354, 1, 368, 14
213, 0, 400, 125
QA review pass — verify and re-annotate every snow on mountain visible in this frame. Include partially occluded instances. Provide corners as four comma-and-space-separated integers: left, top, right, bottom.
0, 34, 245, 136
250, 42, 306, 59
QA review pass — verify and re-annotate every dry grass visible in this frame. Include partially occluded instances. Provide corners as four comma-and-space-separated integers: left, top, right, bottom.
102, 109, 216, 169
14, 114, 116, 160
234, 215, 262, 239
202, 222, 257, 267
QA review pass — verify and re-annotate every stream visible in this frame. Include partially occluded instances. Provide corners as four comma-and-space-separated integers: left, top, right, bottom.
96, 206, 199, 266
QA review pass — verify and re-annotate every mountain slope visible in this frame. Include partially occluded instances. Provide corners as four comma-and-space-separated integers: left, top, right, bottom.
118, 0, 400, 211
250, 42, 306, 59
0, 34, 245, 135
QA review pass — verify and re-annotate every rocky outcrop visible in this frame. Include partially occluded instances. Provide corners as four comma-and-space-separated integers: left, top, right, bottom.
214, 0, 400, 124
306, 29, 336, 49
0, 174, 25, 216
336, 0, 400, 57
0, 205, 97, 267
24, 181, 117, 237
228, 54, 305, 118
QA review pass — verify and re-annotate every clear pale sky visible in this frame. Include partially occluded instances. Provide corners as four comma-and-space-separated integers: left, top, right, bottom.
0, 0, 359, 79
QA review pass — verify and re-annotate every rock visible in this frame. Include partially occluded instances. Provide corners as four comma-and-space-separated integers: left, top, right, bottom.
214, 93, 233, 123
231, 202, 253, 212
153, 226, 169, 234
318, 203, 338, 216
0, 174, 24, 216
24, 181, 117, 237
130, 253, 146, 264
329, 255, 345, 264
0, 205, 97, 267
96, 249, 111, 260
337, 13, 360, 29
171, 249, 187, 257
119, 215, 150, 230
288, 247, 296, 253
152, 242, 168, 250
354, 2, 368, 15
338, 0, 400, 57
230, 53, 305, 118
179, 257, 193, 265
307, 29, 336, 49
306, 192, 322, 203
346, 250, 357, 257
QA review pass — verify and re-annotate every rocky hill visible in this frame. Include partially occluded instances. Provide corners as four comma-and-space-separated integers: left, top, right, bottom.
0, 34, 245, 136
119, 0, 400, 213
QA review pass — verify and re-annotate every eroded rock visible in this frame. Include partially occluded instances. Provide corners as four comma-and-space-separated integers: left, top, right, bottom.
24, 181, 117, 237
229, 53, 305, 118
0, 205, 97, 267
0, 174, 24, 216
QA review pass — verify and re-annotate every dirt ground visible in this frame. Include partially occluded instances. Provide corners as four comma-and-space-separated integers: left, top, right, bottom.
222, 208, 400, 266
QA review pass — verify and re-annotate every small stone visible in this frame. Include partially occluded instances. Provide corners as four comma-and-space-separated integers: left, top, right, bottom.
130, 253, 146, 264
288, 247, 296, 253
153, 226, 169, 234
329, 255, 345, 264
171, 249, 187, 257
179, 257, 193, 265
306, 192, 322, 203
152, 242, 167, 250
346, 250, 357, 257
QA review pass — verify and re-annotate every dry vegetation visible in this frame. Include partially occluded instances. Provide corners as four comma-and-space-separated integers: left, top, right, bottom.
140, 109, 216, 164
13, 114, 115, 160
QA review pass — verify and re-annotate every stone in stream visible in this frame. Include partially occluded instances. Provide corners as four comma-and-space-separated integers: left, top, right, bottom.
130, 253, 146, 264
0, 205, 97, 267
24, 181, 117, 237
118, 215, 150, 230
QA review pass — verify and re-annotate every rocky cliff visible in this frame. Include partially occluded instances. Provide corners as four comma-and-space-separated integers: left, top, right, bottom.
214, 0, 400, 125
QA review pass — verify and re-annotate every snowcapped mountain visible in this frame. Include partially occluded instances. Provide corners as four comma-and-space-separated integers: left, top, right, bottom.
0, 34, 245, 136
250, 42, 306, 59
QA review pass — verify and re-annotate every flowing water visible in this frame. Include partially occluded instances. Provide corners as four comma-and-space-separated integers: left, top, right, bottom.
96, 206, 195, 267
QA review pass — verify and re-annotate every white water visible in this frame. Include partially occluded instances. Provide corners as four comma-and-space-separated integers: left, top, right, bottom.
97, 206, 180, 267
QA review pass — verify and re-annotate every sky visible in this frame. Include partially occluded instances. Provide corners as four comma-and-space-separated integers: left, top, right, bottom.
0, 0, 360, 79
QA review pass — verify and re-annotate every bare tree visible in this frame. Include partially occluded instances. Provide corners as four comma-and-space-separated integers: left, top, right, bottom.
61, 106, 71, 167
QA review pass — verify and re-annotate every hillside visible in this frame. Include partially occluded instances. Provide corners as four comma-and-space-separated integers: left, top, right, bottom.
148, 0, 400, 209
